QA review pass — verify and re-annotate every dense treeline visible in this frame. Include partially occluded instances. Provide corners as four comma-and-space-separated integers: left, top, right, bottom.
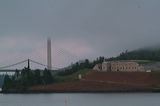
107, 48, 160, 61
2, 57, 105, 91
58, 57, 105, 76
2, 68, 54, 91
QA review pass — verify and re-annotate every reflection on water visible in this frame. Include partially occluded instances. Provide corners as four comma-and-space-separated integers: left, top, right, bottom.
0, 93, 160, 106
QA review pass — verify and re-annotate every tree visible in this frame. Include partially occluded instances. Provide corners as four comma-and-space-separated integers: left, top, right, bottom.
2, 75, 13, 90
34, 69, 42, 85
43, 69, 54, 84
20, 67, 34, 87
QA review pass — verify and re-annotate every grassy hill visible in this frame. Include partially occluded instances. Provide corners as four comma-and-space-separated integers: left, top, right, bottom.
55, 69, 90, 83
30, 71, 160, 93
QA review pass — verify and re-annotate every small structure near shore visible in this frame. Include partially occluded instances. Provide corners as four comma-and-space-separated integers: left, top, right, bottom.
93, 61, 145, 72
78, 74, 82, 80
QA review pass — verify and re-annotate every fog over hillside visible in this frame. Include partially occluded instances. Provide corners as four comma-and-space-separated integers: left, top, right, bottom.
0, 0, 160, 67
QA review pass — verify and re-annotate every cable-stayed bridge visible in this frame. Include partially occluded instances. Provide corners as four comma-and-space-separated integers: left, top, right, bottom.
0, 39, 83, 88
0, 59, 61, 88
0, 39, 82, 72
0, 59, 59, 72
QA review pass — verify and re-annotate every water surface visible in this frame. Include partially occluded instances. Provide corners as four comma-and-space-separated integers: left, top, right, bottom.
0, 93, 160, 106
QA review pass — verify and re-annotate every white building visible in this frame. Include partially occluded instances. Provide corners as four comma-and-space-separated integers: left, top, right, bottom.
93, 64, 102, 71
93, 61, 145, 72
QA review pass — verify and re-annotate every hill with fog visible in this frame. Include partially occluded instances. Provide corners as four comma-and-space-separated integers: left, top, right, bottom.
108, 47, 160, 61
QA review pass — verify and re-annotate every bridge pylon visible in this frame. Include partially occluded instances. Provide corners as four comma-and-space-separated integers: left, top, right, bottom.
28, 59, 30, 70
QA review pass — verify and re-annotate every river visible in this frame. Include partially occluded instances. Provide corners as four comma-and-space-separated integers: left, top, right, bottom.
0, 93, 160, 106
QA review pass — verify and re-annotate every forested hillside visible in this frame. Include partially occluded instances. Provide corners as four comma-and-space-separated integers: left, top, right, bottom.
108, 48, 160, 61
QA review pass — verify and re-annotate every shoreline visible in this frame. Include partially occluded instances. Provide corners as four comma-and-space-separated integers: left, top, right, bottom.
1, 88, 160, 94
2, 71, 160, 94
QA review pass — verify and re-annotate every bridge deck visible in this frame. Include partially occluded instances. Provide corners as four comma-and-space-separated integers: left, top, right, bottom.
0, 70, 21, 72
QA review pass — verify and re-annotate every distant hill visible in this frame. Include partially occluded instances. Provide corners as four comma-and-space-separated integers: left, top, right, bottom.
106, 46, 160, 71
108, 47, 160, 61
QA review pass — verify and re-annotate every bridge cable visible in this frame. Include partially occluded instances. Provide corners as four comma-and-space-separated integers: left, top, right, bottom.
29, 59, 59, 70
0, 59, 28, 69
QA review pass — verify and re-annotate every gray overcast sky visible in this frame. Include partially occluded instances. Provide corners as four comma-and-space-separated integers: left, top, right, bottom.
0, 0, 160, 68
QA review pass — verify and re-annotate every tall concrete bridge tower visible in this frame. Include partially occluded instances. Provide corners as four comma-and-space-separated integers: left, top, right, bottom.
47, 38, 52, 70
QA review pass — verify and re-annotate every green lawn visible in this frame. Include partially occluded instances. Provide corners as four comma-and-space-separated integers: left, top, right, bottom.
54, 69, 90, 83
135, 60, 157, 65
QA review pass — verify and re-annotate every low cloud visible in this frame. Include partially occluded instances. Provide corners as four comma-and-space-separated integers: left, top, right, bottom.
0, 0, 160, 68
